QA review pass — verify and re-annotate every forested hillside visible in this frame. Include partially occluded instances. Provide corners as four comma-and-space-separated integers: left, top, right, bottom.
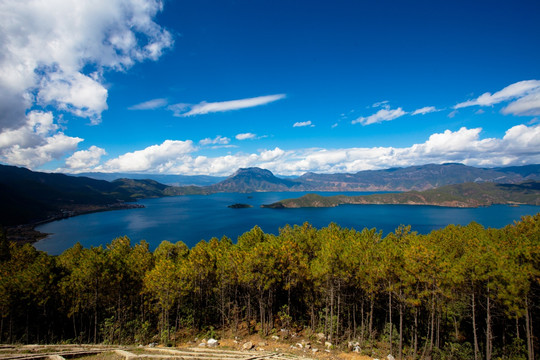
1, 215, 539, 359
263, 181, 540, 208
0, 165, 206, 226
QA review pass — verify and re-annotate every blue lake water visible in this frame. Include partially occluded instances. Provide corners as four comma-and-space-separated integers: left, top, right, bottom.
34, 191, 540, 255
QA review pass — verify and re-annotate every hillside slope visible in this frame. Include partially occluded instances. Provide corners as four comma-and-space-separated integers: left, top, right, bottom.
263, 181, 540, 208
0, 165, 204, 226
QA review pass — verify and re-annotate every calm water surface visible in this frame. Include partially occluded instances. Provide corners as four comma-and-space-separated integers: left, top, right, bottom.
34, 191, 540, 255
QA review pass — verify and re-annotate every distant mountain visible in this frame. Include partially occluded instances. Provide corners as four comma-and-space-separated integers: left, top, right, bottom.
297, 163, 539, 191
0, 165, 204, 227
77, 172, 225, 186
263, 181, 540, 208
2, 163, 540, 228
207, 167, 301, 193
493, 164, 540, 179
75, 164, 540, 192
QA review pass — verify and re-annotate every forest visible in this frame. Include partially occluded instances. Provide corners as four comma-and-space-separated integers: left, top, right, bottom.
0, 214, 539, 360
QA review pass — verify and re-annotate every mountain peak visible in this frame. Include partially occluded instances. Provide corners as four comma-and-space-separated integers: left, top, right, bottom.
211, 167, 299, 193
230, 167, 275, 178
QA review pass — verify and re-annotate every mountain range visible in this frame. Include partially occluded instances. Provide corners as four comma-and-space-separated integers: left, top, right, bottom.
80, 163, 540, 192
1, 163, 539, 228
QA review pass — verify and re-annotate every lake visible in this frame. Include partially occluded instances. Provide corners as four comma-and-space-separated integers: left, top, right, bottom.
34, 191, 540, 255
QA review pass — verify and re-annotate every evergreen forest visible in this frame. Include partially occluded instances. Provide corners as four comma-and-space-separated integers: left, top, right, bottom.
1, 214, 539, 360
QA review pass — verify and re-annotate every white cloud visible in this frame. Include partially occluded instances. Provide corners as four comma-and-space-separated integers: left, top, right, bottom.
168, 94, 286, 117
502, 91, 540, 116
2, 134, 83, 168
259, 147, 286, 162
0, 111, 83, 167
199, 136, 230, 146
372, 100, 389, 108
65, 146, 107, 170
128, 98, 168, 110
455, 80, 540, 115
102, 140, 196, 173
72, 124, 540, 176
412, 106, 438, 115
236, 133, 257, 140
37, 70, 108, 124
0, 0, 172, 130
0, 0, 172, 169
293, 121, 314, 127
448, 110, 458, 118
352, 107, 407, 125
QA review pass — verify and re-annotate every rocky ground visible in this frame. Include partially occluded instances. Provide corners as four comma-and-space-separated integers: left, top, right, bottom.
0, 338, 392, 360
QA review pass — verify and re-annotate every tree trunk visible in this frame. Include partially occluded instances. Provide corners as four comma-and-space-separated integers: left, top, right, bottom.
337, 283, 341, 340
259, 293, 265, 336
353, 301, 357, 339
486, 286, 492, 360
436, 312, 441, 349
472, 292, 479, 360
324, 293, 329, 339
399, 298, 403, 360
369, 296, 374, 343
430, 293, 435, 355
360, 299, 365, 343
525, 297, 534, 360
72, 315, 77, 343
94, 285, 98, 344
388, 290, 393, 355
413, 307, 418, 358
310, 303, 315, 332
330, 281, 334, 342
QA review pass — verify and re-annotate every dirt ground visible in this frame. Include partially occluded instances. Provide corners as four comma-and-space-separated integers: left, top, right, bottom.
0, 340, 382, 360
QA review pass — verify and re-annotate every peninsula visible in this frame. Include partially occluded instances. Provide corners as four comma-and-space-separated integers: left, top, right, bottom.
262, 181, 540, 208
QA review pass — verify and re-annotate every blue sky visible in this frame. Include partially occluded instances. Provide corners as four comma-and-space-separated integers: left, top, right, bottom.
0, 0, 539, 175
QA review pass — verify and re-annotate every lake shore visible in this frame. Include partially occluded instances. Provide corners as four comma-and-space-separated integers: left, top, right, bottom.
6, 202, 144, 245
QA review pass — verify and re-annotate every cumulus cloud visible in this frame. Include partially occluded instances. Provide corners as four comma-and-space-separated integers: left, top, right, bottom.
352, 107, 407, 125
236, 133, 257, 140
128, 98, 168, 110
102, 140, 196, 173
412, 106, 438, 115
199, 136, 230, 146
168, 94, 286, 117
0, 0, 172, 130
455, 80, 540, 116
0, 0, 172, 169
293, 121, 314, 127
266, 124, 540, 175
0, 111, 83, 167
37, 70, 108, 124
2, 134, 83, 169
65, 146, 107, 170
73, 124, 540, 176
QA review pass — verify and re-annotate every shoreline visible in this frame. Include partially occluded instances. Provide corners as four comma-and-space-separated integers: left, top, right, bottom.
6, 202, 144, 246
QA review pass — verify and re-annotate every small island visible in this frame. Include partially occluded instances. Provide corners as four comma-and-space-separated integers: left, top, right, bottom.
228, 203, 253, 208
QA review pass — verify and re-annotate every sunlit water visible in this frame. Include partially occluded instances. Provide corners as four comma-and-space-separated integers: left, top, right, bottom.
34, 191, 540, 255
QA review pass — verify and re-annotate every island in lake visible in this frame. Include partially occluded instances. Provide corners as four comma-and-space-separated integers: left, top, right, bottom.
262, 181, 540, 208
228, 203, 253, 208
